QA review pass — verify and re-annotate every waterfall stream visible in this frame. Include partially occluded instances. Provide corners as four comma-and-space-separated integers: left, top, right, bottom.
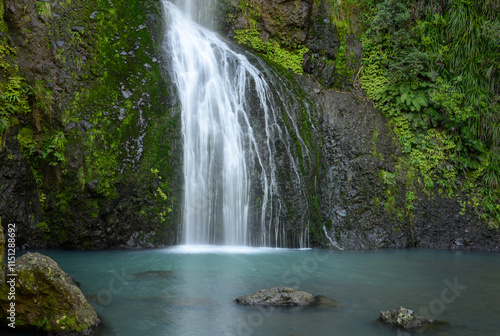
162, 1, 310, 247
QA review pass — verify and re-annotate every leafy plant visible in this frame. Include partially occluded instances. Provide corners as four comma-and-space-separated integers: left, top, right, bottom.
380, 170, 396, 186
361, 0, 500, 227
0, 42, 31, 147
36, 2, 52, 21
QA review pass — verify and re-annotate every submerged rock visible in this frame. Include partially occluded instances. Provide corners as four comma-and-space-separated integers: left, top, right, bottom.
235, 287, 315, 306
379, 306, 447, 332
310, 295, 341, 308
0, 252, 99, 334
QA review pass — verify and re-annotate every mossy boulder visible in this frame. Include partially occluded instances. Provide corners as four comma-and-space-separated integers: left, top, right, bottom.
379, 306, 447, 332
235, 287, 315, 306
0, 252, 99, 334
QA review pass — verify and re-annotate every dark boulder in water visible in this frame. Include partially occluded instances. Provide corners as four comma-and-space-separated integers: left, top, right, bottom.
235, 287, 315, 306
378, 306, 448, 332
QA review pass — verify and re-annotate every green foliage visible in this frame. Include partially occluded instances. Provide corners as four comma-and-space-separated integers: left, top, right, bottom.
483, 151, 500, 189
0, 42, 31, 147
0, 0, 179, 246
0, 1, 7, 33
329, 0, 375, 38
359, 52, 388, 99
405, 190, 416, 211
361, 0, 500, 227
234, 28, 308, 74
33, 79, 54, 115
36, 2, 52, 22
18, 128, 67, 167
36, 221, 50, 234
45, 0, 172, 200
151, 168, 173, 223
232, 0, 309, 75
306, 0, 373, 88
380, 170, 396, 186
333, 20, 355, 79
42, 131, 67, 166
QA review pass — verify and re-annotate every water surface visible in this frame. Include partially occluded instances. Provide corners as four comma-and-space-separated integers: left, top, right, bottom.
7, 247, 500, 336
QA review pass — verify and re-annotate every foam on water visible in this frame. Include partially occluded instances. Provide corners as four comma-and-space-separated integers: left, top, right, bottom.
163, 244, 304, 254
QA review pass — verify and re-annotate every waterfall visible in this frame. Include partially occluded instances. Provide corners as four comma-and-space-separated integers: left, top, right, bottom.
162, 1, 311, 247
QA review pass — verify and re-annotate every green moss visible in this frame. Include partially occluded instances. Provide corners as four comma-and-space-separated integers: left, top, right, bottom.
36, 2, 52, 22
8, 0, 181, 246
34, 318, 52, 332
371, 127, 382, 158
57, 315, 78, 331
231, 0, 309, 74
36, 221, 50, 234
33, 79, 54, 115
234, 28, 308, 74
0, 1, 7, 33
332, 20, 355, 80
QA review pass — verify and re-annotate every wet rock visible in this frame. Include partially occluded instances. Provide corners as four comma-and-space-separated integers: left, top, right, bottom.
71, 26, 85, 33
65, 273, 82, 287
86, 179, 99, 192
310, 295, 341, 308
0, 131, 44, 249
121, 89, 132, 98
378, 306, 447, 332
235, 287, 315, 306
482, 231, 493, 238
0, 252, 99, 334
336, 209, 347, 217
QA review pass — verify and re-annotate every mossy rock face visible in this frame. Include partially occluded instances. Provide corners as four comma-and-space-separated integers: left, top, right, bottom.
221, 0, 362, 88
303, 0, 364, 89
0, 0, 182, 249
0, 252, 99, 333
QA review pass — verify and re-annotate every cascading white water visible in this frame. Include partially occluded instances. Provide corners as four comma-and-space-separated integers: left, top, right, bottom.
162, 1, 310, 247
163, 1, 267, 245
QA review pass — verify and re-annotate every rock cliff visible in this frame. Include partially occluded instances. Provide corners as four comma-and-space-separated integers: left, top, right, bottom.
219, 0, 500, 250
1, 0, 182, 249
0, 0, 498, 250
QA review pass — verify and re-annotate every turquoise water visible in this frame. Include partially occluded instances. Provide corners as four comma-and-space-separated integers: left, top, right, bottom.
5, 247, 500, 336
